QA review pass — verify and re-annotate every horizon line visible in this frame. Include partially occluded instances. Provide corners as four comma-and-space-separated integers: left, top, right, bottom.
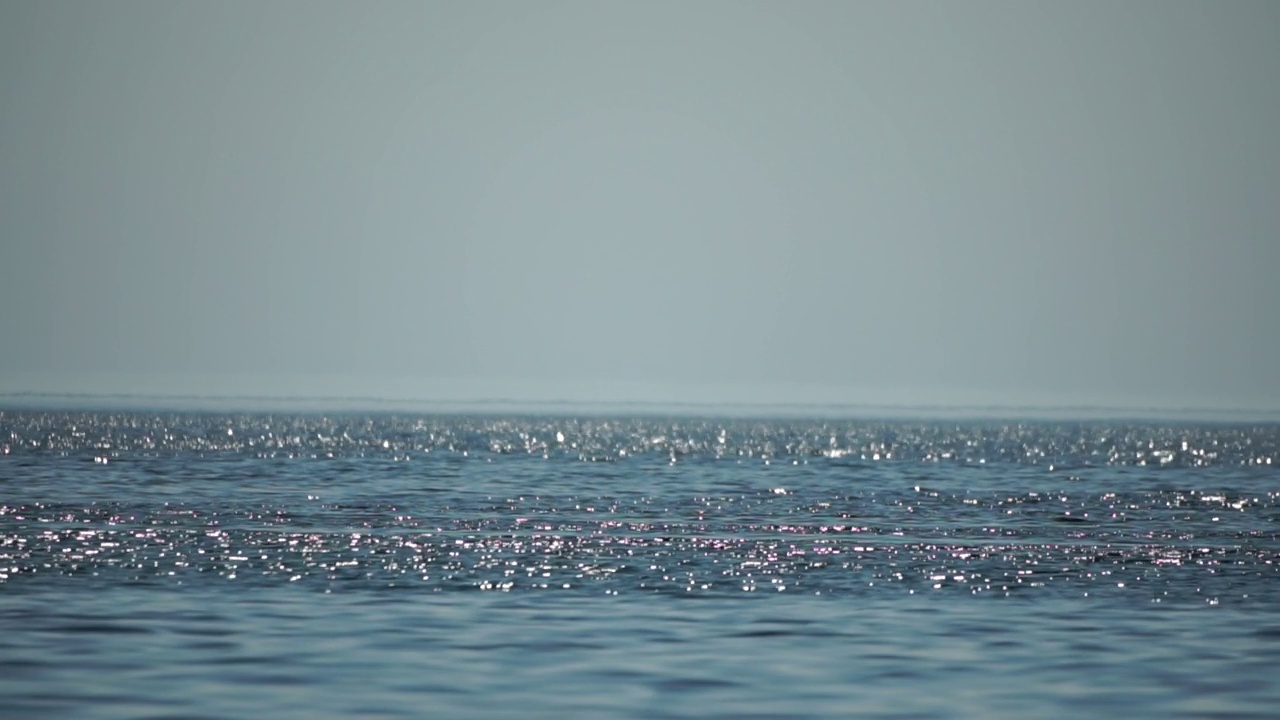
1, 390, 1277, 422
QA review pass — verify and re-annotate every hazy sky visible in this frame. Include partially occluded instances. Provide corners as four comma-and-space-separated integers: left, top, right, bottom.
2, 1, 1277, 411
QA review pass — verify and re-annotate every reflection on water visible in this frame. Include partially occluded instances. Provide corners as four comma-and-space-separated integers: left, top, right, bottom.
1, 412, 1278, 718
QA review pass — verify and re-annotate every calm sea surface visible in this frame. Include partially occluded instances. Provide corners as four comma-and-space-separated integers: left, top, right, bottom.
2, 410, 1278, 718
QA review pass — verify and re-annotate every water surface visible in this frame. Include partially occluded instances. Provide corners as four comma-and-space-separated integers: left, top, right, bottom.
2, 412, 1277, 718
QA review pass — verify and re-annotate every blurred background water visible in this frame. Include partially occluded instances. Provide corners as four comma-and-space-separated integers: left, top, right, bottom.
2, 411, 1278, 718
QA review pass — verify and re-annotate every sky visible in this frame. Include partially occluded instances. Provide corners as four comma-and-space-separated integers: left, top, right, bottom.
1, 1, 1278, 413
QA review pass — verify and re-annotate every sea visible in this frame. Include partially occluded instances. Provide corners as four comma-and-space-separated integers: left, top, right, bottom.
2, 407, 1278, 719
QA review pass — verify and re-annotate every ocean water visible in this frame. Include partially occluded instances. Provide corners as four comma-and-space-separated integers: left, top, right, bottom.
2, 410, 1278, 719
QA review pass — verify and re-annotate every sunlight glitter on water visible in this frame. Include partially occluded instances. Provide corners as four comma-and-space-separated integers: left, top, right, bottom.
2, 411, 1279, 719
1, 413, 1276, 606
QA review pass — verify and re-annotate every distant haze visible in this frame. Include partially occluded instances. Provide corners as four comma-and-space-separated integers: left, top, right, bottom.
2, 1, 1278, 413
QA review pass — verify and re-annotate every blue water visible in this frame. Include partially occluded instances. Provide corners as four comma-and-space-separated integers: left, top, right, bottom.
2, 411, 1278, 718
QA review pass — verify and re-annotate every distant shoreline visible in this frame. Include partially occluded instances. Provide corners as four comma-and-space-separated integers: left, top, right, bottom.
1, 391, 1276, 423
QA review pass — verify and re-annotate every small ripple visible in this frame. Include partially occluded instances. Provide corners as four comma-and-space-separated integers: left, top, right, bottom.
652, 676, 744, 692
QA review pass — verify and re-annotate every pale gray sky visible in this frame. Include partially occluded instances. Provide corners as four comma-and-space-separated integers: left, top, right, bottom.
2, 1, 1277, 411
